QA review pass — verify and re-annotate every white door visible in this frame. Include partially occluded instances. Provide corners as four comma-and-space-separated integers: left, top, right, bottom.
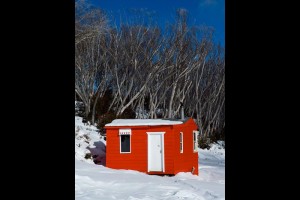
147, 132, 165, 172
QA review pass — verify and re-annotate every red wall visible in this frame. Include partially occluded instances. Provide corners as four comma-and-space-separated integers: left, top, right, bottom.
172, 118, 199, 175
106, 125, 176, 174
105, 118, 199, 175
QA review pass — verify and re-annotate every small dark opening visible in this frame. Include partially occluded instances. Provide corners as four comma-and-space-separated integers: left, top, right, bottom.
121, 135, 130, 152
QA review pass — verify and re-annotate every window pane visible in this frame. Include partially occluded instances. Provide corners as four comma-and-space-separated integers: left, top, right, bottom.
121, 135, 130, 152
180, 132, 183, 152
193, 132, 196, 150
193, 131, 198, 151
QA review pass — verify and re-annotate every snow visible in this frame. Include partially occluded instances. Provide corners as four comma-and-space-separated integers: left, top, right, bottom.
75, 115, 225, 200
75, 116, 106, 164
105, 119, 183, 126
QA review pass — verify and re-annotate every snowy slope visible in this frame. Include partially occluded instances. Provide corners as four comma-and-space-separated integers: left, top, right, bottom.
75, 116, 225, 200
75, 116, 106, 164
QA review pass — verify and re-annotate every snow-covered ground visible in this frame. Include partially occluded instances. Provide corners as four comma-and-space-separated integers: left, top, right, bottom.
75, 116, 225, 200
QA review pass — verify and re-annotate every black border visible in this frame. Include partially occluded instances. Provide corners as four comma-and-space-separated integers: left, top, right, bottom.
225, 0, 295, 198
2, 1, 74, 199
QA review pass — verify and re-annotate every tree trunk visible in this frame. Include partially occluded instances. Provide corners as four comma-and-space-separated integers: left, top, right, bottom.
84, 102, 90, 119
91, 91, 101, 125
168, 82, 177, 118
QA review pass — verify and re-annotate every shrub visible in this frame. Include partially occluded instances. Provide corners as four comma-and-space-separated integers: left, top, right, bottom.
96, 107, 136, 135
199, 136, 210, 149
84, 153, 92, 159
97, 112, 116, 135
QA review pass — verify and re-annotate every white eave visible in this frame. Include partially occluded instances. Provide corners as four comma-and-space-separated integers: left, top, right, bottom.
105, 119, 183, 127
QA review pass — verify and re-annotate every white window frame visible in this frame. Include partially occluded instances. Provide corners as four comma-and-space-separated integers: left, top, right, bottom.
119, 129, 131, 153
193, 130, 199, 152
180, 132, 183, 153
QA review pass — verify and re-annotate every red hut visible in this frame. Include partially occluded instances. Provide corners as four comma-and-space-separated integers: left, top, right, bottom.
105, 118, 199, 175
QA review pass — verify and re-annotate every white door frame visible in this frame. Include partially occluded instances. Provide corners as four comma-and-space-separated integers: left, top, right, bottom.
146, 132, 165, 172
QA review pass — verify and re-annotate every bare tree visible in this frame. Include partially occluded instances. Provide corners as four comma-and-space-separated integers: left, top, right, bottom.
186, 43, 225, 138
107, 24, 164, 117
74, 5, 225, 139
161, 10, 213, 118
75, 0, 109, 45
75, 0, 110, 122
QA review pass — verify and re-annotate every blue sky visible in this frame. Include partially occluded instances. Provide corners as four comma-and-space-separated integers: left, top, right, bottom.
90, 0, 224, 46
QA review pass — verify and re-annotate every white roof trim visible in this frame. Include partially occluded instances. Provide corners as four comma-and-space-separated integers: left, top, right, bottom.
106, 119, 183, 126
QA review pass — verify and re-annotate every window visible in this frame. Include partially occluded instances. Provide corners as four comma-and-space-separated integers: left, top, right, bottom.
119, 129, 131, 153
180, 132, 183, 153
193, 130, 199, 152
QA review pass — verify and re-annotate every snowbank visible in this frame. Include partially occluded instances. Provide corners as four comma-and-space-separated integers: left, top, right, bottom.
75, 116, 106, 165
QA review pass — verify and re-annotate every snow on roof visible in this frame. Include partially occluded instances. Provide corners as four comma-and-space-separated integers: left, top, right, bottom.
105, 119, 184, 127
